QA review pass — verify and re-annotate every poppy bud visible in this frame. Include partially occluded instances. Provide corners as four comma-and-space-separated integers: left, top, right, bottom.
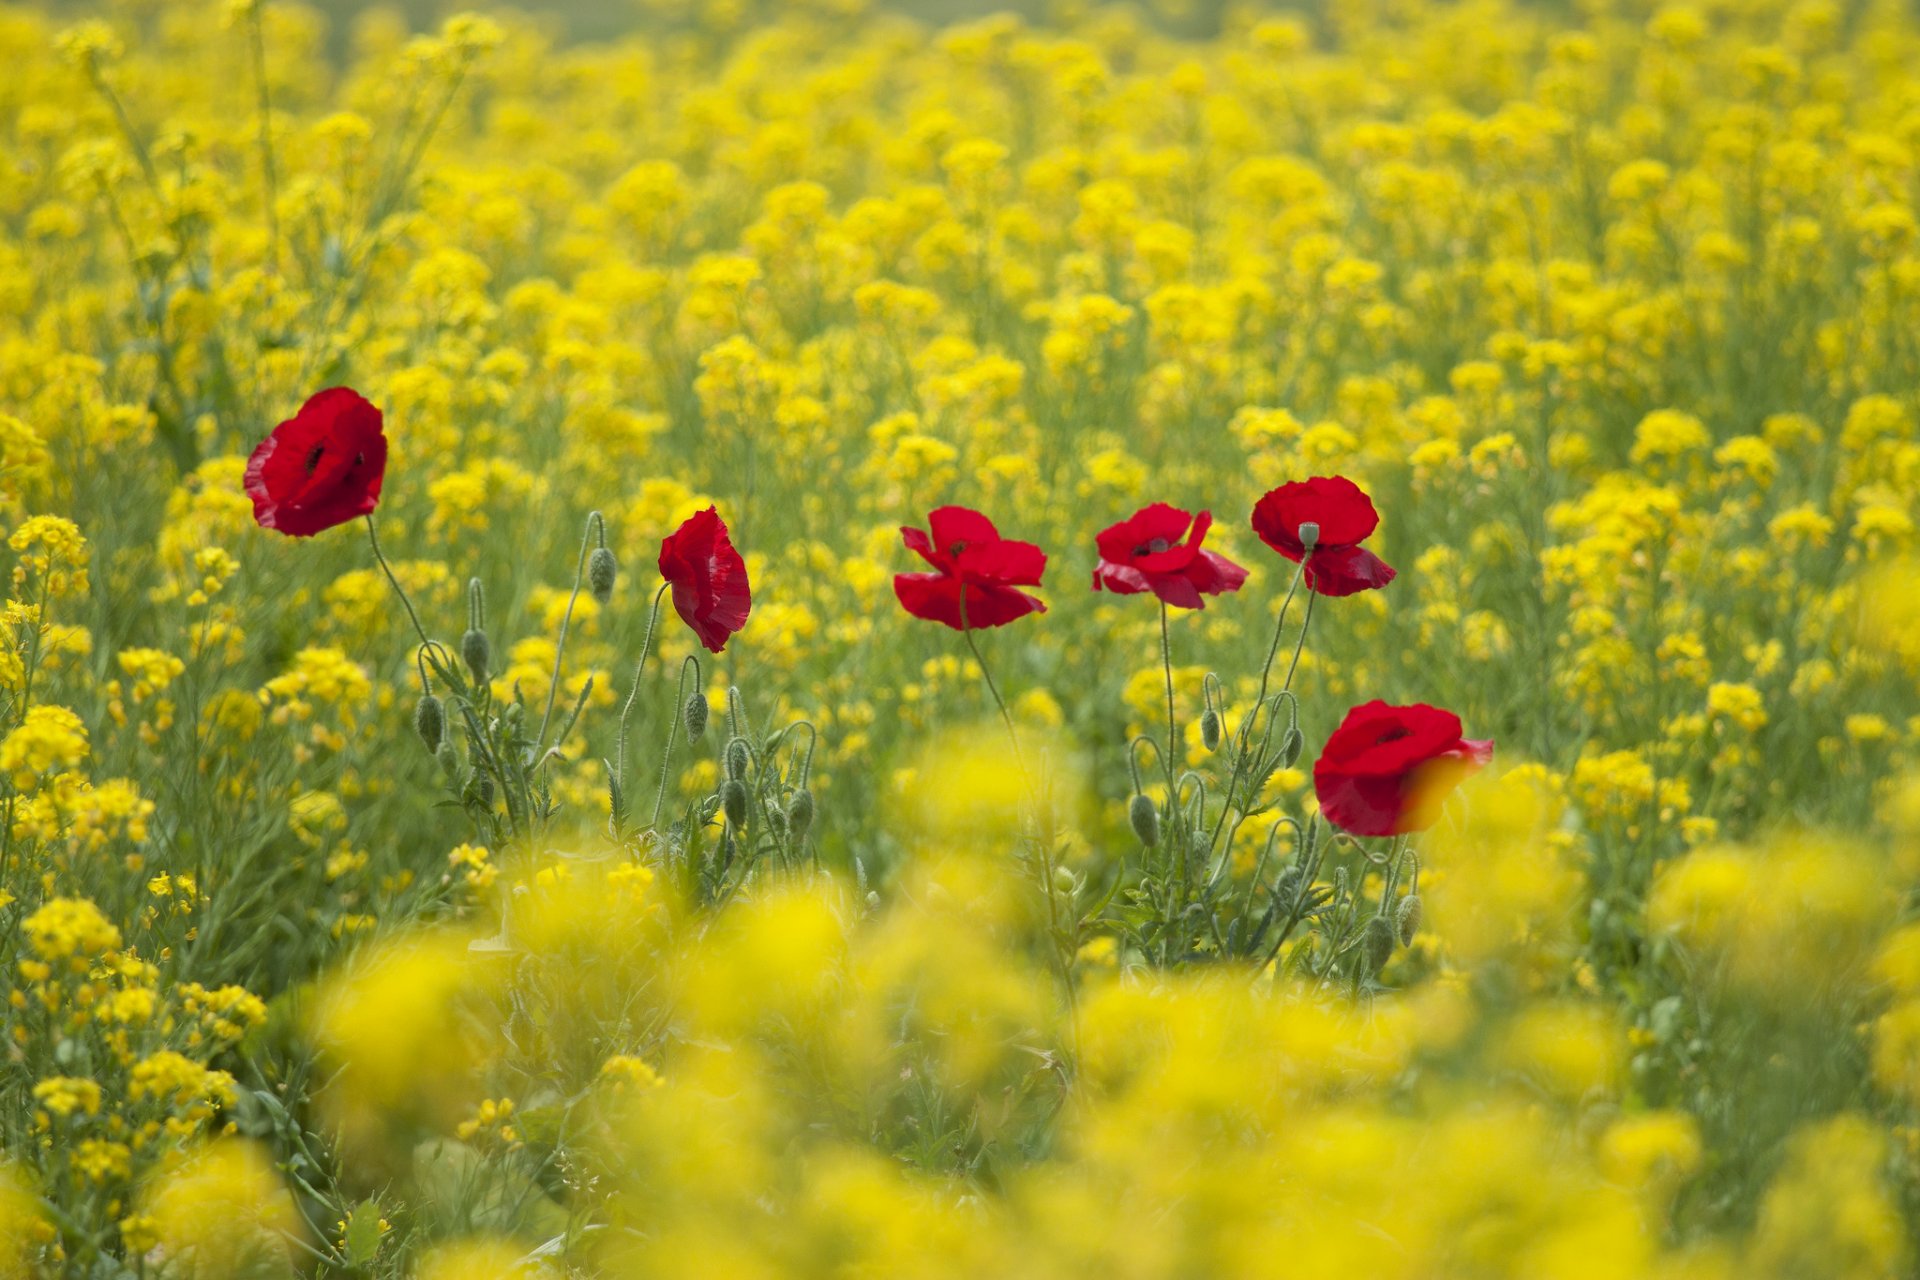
436, 737, 458, 777
1396, 893, 1422, 945
1297, 520, 1320, 552
461, 628, 491, 685
1200, 709, 1222, 751
787, 788, 815, 840
588, 546, 617, 605
464, 770, 494, 809
414, 693, 445, 753
1361, 914, 1395, 976
1128, 793, 1159, 847
720, 779, 749, 828
1053, 866, 1076, 895
684, 692, 710, 743
725, 739, 750, 781
1280, 727, 1304, 768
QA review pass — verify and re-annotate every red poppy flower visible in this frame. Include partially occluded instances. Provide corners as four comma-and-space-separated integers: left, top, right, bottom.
659, 507, 751, 654
244, 387, 389, 537
1092, 502, 1248, 609
1312, 700, 1493, 837
1249, 475, 1396, 596
894, 506, 1046, 630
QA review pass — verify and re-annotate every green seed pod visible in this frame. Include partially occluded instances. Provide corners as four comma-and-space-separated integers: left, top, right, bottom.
725, 739, 750, 781
720, 779, 749, 828
787, 788, 815, 840
588, 546, 617, 605
684, 691, 710, 743
1128, 793, 1160, 847
1396, 893, 1423, 946
1200, 709, 1222, 752
461, 627, 491, 685
1297, 520, 1321, 553
413, 693, 445, 753
1280, 727, 1304, 768
1361, 914, 1396, 976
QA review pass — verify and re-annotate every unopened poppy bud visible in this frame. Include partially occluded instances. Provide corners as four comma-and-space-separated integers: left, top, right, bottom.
787, 788, 815, 839
1280, 727, 1304, 768
436, 737, 458, 777
1053, 866, 1076, 895
414, 693, 445, 753
1297, 520, 1320, 552
461, 628, 491, 684
1396, 893, 1422, 945
720, 779, 748, 828
684, 692, 709, 742
1361, 914, 1395, 976
1200, 709, 1222, 751
588, 546, 617, 605
725, 739, 750, 781
464, 770, 494, 808
1128, 793, 1159, 847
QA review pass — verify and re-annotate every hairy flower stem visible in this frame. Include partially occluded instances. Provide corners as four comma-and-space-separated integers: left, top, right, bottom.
650, 654, 699, 830
537, 511, 602, 750
958, 589, 1025, 774
615, 585, 670, 804
957, 589, 1075, 1002
1205, 561, 1307, 857
1160, 603, 1178, 788
1282, 587, 1317, 693
365, 515, 453, 686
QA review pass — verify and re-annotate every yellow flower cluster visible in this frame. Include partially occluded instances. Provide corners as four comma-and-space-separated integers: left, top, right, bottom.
2, 0, 1920, 1275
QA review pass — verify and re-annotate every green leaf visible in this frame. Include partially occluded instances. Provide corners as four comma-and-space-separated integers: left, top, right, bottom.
343, 1198, 385, 1266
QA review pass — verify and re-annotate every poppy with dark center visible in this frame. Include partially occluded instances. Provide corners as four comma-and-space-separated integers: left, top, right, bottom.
244, 387, 389, 537
659, 506, 752, 653
1312, 700, 1493, 837
894, 506, 1046, 630
1249, 475, 1397, 596
1092, 502, 1248, 609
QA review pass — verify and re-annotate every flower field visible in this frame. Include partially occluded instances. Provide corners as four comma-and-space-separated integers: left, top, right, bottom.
4, 0, 1920, 1274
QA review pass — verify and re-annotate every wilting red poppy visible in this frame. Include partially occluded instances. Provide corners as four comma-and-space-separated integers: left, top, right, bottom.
1313, 700, 1493, 837
1092, 502, 1248, 609
1249, 475, 1396, 596
659, 507, 751, 654
245, 387, 389, 537
894, 506, 1046, 630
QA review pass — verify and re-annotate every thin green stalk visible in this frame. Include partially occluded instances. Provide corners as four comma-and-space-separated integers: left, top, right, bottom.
649, 655, 700, 829
615, 584, 670, 795
246, 5, 281, 273
364, 515, 449, 683
537, 512, 602, 749
1159, 602, 1178, 785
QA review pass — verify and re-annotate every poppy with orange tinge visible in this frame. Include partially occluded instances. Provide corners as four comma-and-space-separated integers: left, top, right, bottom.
1092, 502, 1248, 609
245, 387, 388, 537
1249, 475, 1397, 597
894, 506, 1046, 630
1313, 700, 1493, 837
660, 507, 751, 654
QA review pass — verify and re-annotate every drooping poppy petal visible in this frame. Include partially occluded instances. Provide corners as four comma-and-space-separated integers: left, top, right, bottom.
659, 506, 751, 653
895, 507, 1048, 631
